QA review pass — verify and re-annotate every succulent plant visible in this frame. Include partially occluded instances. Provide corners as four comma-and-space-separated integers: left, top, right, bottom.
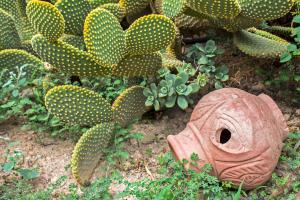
144, 66, 201, 110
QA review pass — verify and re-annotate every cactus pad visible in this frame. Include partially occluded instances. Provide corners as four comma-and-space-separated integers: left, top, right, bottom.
120, 0, 151, 15
186, 0, 241, 19
100, 3, 126, 22
71, 122, 114, 184
233, 30, 289, 58
55, 0, 91, 36
45, 85, 113, 126
218, 15, 262, 32
162, 0, 186, 19
112, 86, 147, 126
0, 0, 18, 17
112, 53, 162, 77
59, 34, 86, 51
0, 9, 21, 50
32, 34, 112, 77
239, 0, 294, 20
88, 0, 119, 8
26, 0, 65, 41
84, 8, 125, 65
0, 49, 43, 70
125, 14, 176, 55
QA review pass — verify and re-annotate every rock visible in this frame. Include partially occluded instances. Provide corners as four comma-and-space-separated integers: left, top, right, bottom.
20, 88, 33, 98
141, 133, 156, 144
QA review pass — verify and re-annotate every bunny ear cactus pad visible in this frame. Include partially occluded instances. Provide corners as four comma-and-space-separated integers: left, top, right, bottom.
99, 3, 126, 22
71, 122, 114, 185
59, 34, 86, 51
84, 8, 126, 65
0, 9, 21, 50
125, 14, 176, 55
45, 85, 113, 126
162, 0, 186, 19
239, 0, 294, 20
26, 0, 65, 41
233, 30, 289, 58
55, 0, 91, 36
88, 0, 119, 8
186, 0, 241, 19
112, 86, 147, 127
120, 0, 151, 15
32, 34, 112, 77
112, 53, 162, 77
0, 49, 43, 70
218, 15, 262, 32
0, 0, 19, 18
248, 28, 289, 44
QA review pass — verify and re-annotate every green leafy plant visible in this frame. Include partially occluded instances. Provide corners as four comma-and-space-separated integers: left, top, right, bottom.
117, 152, 244, 200
105, 123, 144, 166
0, 143, 39, 180
0, 64, 38, 122
81, 77, 129, 104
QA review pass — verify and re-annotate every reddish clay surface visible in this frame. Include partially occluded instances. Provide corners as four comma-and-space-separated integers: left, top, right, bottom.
167, 88, 289, 190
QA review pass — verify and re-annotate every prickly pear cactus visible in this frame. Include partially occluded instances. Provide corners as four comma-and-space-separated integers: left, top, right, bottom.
31, 34, 112, 77
71, 122, 114, 185
158, 0, 294, 58
84, 8, 126, 65
125, 14, 176, 55
112, 86, 148, 126
0, 9, 21, 50
0, 49, 43, 70
45, 84, 148, 184
55, 0, 91, 35
26, 0, 65, 41
45, 85, 113, 126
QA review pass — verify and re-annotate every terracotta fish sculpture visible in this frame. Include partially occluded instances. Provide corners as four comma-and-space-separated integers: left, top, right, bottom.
167, 88, 288, 189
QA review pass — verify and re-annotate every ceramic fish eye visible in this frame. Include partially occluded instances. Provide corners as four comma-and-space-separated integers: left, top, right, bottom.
168, 88, 288, 190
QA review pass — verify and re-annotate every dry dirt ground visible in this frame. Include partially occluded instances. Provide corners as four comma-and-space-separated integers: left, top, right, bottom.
0, 42, 299, 197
